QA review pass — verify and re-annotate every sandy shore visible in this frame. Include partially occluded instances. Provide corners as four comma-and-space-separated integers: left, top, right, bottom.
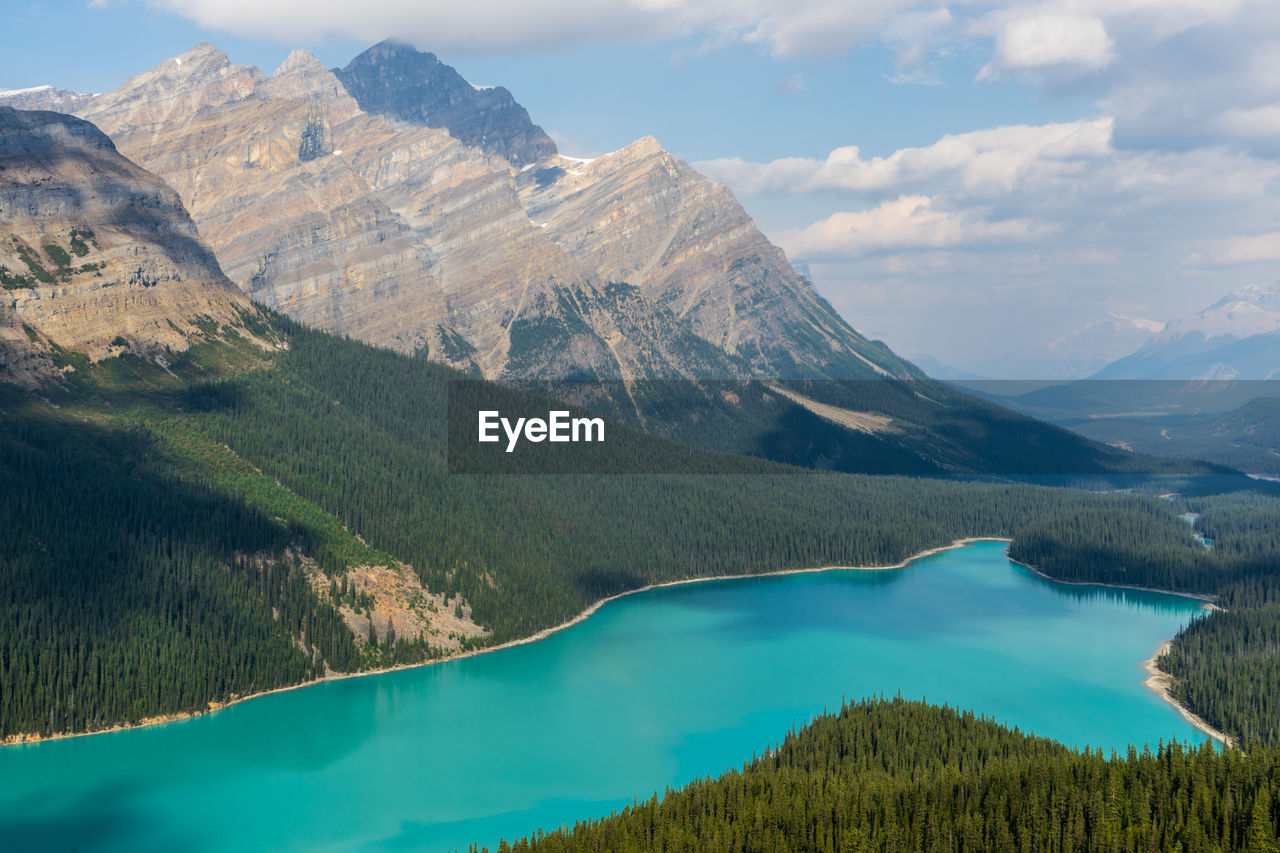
0, 535, 1226, 748
1143, 640, 1235, 748
1007, 559, 1233, 747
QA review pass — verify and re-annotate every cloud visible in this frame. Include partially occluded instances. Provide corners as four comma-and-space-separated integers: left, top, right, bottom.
742, 0, 918, 58
778, 195, 1051, 258
980, 12, 1114, 78
697, 118, 1114, 197
772, 73, 806, 94
151, 0, 926, 57
155, 0, 660, 53
1217, 105, 1280, 140
700, 111, 1280, 374
1198, 231, 1280, 265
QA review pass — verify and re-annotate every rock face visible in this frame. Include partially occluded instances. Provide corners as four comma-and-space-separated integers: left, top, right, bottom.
519, 140, 909, 378
0, 107, 264, 386
334, 40, 557, 168
2, 42, 917, 381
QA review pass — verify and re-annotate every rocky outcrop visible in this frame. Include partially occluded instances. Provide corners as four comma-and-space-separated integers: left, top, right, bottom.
0, 107, 267, 385
334, 40, 557, 168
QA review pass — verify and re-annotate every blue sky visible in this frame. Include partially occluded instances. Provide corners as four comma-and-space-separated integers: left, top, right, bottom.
6, 0, 1280, 376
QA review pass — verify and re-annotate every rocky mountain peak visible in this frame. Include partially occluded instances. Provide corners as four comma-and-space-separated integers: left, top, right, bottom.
30, 41, 918, 381
334, 40, 557, 167
275, 48, 324, 76
134, 43, 241, 88
81, 44, 263, 132
265, 49, 361, 122
1157, 282, 1280, 343
617, 135, 664, 159
1207, 282, 1280, 314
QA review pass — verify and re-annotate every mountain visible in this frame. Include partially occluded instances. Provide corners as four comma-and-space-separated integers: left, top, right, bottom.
966, 282, 1280, 471
0, 85, 93, 114
1042, 311, 1165, 378
1, 43, 913, 382
516, 138, 908, 379
333, 40, 556, 167
1093, 283, 1280, 379
0, 106, 269, 387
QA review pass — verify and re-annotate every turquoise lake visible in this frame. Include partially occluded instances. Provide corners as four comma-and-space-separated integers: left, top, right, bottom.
0, 541, 1208, 852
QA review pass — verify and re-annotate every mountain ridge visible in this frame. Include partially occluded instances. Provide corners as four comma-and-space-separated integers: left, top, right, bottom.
1094, 282, 1280, 379
0, 42, 916, 382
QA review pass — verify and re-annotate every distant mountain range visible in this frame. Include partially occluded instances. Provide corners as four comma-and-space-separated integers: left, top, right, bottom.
959, 283, 1280, 473
1044, 312, 1165, 379
1093, 283, 1280, 380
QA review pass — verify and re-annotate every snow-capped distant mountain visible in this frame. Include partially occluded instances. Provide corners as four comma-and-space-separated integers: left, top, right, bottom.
0, 84, 93, 113
1041, 312, 1165, 378
1093, 283, 1280, 379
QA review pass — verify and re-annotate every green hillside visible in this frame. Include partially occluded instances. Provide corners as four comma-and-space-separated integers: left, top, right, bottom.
0, 313, 1270, 740
489, 697, 1280, 853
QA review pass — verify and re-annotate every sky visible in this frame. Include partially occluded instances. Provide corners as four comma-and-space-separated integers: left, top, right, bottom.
5, 0, 1280, 376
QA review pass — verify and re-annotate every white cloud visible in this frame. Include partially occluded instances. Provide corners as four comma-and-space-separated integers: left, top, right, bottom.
1199, 231, 1280, 265
151, 0, 925, 57
981, 12, 1114, 78
742, 0, 917, 58
772, 73, 807, 94
697, 119, 1114, 197
779, 195, 1051, 258
700, 113, 1280, 374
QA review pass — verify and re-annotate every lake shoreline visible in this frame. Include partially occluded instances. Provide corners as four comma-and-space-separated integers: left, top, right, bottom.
1, 535, 1216, 749
1012, 559, 1221, 606
1142, 641, 1235, 748
1006, 559, 1232, 748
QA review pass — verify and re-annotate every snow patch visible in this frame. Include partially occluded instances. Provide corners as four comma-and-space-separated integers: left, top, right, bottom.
1106, 311, 1165, 333
0, 85, 54, 96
